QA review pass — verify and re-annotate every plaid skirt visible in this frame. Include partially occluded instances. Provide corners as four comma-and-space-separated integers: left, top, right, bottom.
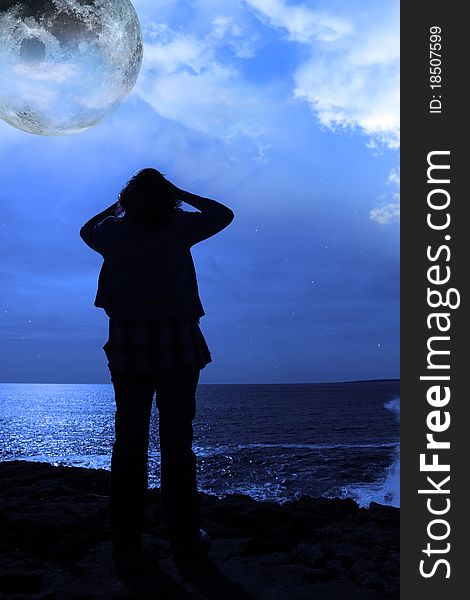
103, 316, 212, 375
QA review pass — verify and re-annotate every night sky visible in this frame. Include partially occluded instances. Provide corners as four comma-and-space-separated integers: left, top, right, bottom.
0, 0, 399, 384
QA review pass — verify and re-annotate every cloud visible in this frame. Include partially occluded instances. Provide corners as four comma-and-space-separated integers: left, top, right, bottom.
369, 201, 400, 225
293, 15, 399, 149
243, 0, 399, 149
209, 15, 260, 58
131, 1, 399, 154
134, 21, 277, 154
387, 167, 400, 186
244, 0, 353, 42
294, 60, 399, 149
370, 166, 400, 225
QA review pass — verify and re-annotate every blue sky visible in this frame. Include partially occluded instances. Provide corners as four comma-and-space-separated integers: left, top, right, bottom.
0, 0, 399, 384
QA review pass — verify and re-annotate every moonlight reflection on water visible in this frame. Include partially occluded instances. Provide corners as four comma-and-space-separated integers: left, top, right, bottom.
0, 0, 143, 135
0, 382, 401, 507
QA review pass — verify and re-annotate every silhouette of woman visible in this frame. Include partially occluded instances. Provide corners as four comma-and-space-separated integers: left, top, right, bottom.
80, 168, 234, 563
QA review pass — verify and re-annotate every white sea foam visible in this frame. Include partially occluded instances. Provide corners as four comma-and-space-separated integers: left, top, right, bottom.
340, 397, 400, 508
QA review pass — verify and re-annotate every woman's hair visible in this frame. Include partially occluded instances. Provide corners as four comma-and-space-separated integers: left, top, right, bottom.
118, 168, 182, 229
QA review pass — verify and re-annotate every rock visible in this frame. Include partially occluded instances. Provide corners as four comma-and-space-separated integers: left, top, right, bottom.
0, 461, 399, 599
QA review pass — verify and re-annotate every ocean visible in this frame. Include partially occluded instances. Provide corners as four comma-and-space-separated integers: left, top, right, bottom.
0, 380, 400, 508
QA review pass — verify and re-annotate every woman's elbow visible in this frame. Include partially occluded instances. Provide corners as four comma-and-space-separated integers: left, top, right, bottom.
225, 208, 235, 225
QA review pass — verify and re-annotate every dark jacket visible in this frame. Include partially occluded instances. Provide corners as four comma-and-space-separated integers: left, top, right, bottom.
80, 197, 234, 319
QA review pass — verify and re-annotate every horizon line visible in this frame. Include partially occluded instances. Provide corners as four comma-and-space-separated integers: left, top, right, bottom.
0, 377, 400, 386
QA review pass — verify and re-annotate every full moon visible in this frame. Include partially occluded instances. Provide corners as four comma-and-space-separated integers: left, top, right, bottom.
0, 0, 143, 135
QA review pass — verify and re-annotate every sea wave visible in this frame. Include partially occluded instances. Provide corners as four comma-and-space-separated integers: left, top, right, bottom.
339, 397, 400, 508
193, 441, 399, 459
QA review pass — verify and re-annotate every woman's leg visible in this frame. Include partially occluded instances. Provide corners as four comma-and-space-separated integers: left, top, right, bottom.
155, 368, 201, 553
110, 372, 155, 550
